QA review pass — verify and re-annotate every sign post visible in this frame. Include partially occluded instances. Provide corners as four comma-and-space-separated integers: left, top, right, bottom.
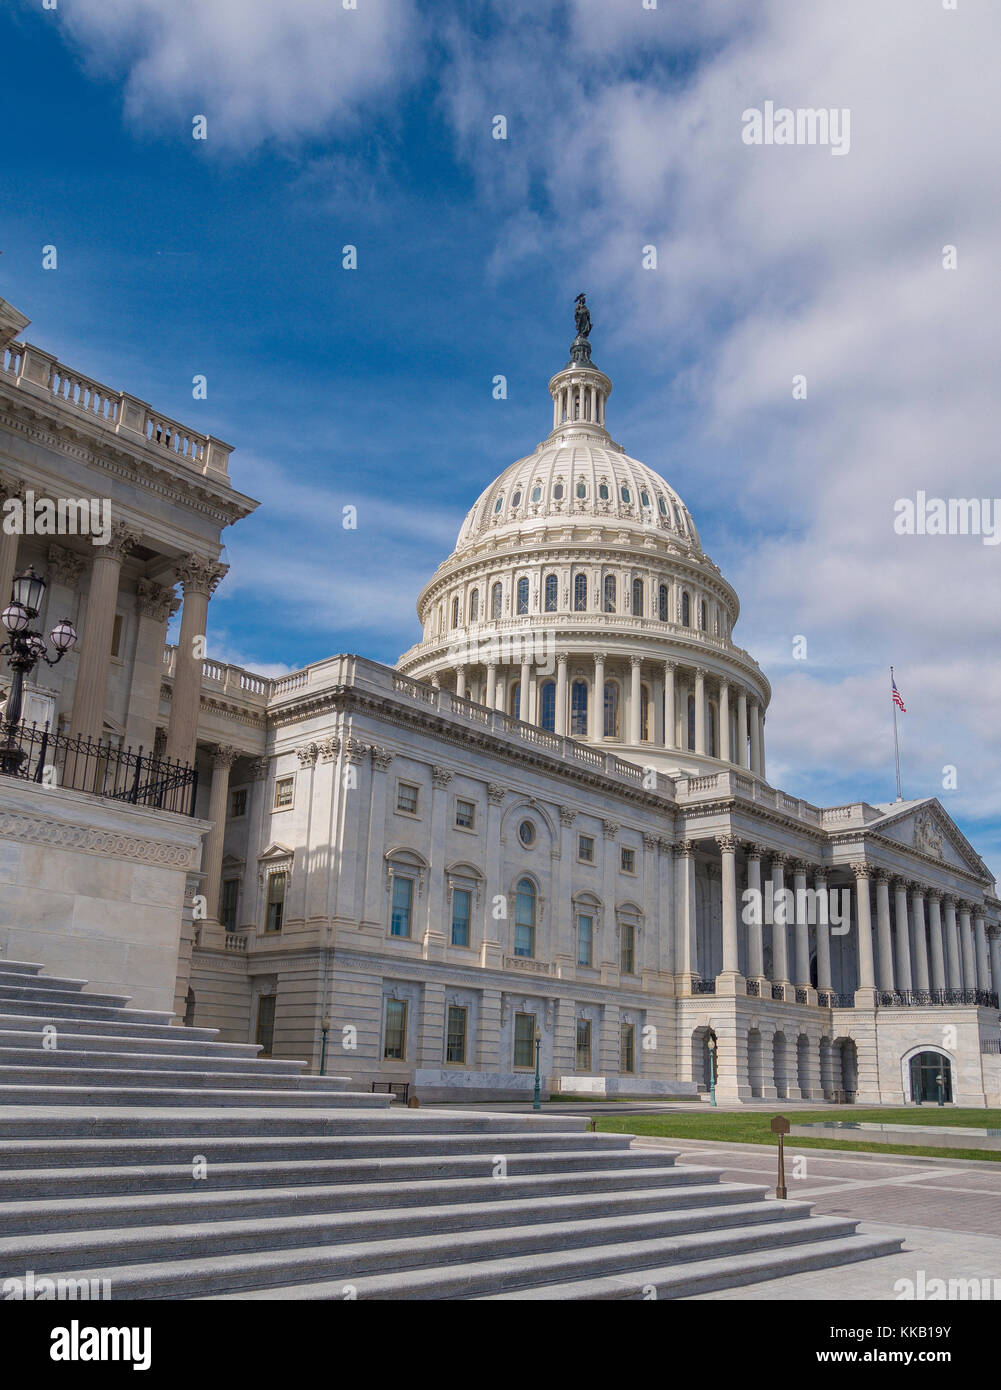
771, 1114, 790, 1199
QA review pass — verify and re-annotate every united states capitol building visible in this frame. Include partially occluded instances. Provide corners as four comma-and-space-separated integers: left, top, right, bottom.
1, 291, 999, 1107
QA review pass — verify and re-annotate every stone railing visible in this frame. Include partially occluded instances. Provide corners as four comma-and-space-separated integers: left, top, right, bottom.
163, 646, 272, 705
0, 340, 233, 478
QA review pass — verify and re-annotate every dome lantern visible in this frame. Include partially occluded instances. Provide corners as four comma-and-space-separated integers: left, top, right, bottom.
547, 293, 612, 434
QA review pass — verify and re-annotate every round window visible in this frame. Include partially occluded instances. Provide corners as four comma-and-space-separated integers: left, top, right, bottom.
518, 820, 536, 847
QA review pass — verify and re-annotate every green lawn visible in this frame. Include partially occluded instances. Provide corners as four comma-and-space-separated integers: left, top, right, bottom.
594, 1107, 1001, 1163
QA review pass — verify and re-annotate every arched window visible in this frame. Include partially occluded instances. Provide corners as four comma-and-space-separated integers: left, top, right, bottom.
571, 680, 588, 736
603, 575, 616, 613
604, 680, 620, 738
510, 681, 521, 720
514, 878, 536, 958
598, 483, 609, 501
708, 701, 718, 758
540, 680, 556, 732
681, 591, 691, 627
491, 582, 502, 620
699, 599, 707, 630
511, 490, 522, 508
687, 693, 696, 750
544, 574, 558, 612
574, 574, 587, 611
632, 578, 643, 617
641, 683, 651, 742
451, 596, 459, 629
469, 589, 479, 623
553, 482, 564, 500
516, 577, 529, 615
658, 583, 669, 622
576, 480, 587, 500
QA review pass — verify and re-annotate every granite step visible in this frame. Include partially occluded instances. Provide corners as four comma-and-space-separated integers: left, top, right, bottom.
0, 1083, 392, 1109
0, 996, 173, 1024
0, 1062, 359, 1091
0, 968, 89, 993
0, 982, 133, 1009
0, 1028, 271, 1060
0, 1048, 310, 1077
0, 961, 44, 976
0, 1010, 236, 1044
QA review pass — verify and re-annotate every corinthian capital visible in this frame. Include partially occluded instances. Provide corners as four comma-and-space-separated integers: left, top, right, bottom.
175, 554, 229, 596
135, 577, 179, 623
210, 744, 241, 770
47, 544, 87, 588
104, 521, 142, 561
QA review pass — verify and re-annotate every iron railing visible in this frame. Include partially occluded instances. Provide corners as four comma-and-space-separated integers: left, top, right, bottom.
0, 722, 198, 816
878, 988, 998, 1009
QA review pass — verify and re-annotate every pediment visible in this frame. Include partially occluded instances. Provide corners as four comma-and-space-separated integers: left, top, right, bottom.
257, 842, 294, 863
873, 800, 988, 879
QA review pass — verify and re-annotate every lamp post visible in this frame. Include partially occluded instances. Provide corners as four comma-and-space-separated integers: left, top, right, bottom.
319, 1015, 330, 1076
0, 567, 76, 775
707, 1031, 718, 1107
935, 1070, 944, 1107
532, 1025, 542, 1111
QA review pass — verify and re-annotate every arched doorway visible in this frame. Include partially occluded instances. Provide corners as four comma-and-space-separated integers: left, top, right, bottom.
909, 1050, 953, 1104
833, 1037, 858, 1098
691, 1026, 718, 1092
797, 1034, 811, 1097
772, 1031, 789, 1100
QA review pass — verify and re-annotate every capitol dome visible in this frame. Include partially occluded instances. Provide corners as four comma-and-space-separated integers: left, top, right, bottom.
397, 302, 771, 779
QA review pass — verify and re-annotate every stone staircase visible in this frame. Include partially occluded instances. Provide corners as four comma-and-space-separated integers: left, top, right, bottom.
0, 960, 902, 1299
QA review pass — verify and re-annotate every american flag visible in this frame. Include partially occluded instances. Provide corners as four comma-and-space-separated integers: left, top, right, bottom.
892, 677, 906, 713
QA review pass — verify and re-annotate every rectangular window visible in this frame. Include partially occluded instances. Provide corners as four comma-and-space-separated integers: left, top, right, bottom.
576, 1018, 592, 1072
620, 847, 635, 873
396, 781, 419, 814
220, 878, 239, 932
273, 776, 294, 810
230, 787, 247, 818
451, 888, 471, 948
577, 914, 593, 967
255, 994, 276, 1055
621, 1022, 635, 1074
445, 1005, 467, 1064
620, 923, 635, 975
265, 872, 286, 932
578, 834, 594, 863
513, 1012, 536, 1069
391, 876, 414, 937
110, 612, 124, 659
384, 999, 407, 1060
455, 798, 475, 829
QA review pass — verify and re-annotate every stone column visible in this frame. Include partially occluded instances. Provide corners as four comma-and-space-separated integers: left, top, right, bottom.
716, 835, 742, 986
240, 756, 271, 931
975, 912, 990, 993
792, 860, 811, 989
770, 854, 790, 988
758, 706, 766, 780
663, 660, 676, 748
851, 863, 877, 1001
424, 766, 452, 959
749, 700, 761, 774
126, 579, 178, 751
989, 928, 1001, 1002
68, 521, 140, 742
926, 893, 946, 993
481, 784, 506, 969
485, 660, 497, 710
517, 656, 531, 723
943, 896, 962, 992
454, 666, 466, 701
719, 680, 731, 762
959, 903, 976, 990
201, 745, 240, 925
0, 475, 24, 612
815, 869, 832, 991
361, 747, 394, 927
746, 845, 765, 982
590, 653, 605, 741
893, 879, 913, 993
165, 555, 228, 767
911, 887, 930, 992
555, 653, 568, 736
737, 688, 748, 769
554, 807, 576, 973
675, 841, 697, 988
694, 668, 706, 754
629, 656, 642, 743
874, 871, 895, 993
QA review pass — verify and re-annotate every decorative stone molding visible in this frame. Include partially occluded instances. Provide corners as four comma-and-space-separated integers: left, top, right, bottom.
317, 736, 340, 762
744, 842, 764, 862
872, 867, 891, 884
431, 766, 453, 788
247, 757, 270, 781
602, 820, 619, 839
657, 837, 675, 854
370, 745, 395, 771
715, 834, 739, 853
174, 554, 229, 597
676, 840, 696, 858
642, 832, 658, 850
296, 743, 319, 768
770, 851, 792, 869
135, 578, 178, 622
914, 812, 944, 860
849, 862, 871, 880
104, 521, 142, 562
487, 783, 506, 805
343, 737, 369, 765
47, 544, 87, 588
0, 809, 199, 869
210, 744, 241, 770
0, 473, 25, 504
559, 806, 577, 827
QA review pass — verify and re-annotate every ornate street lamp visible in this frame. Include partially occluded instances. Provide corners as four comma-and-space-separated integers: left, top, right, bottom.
532, 1025, 542, 1111
707, 1032, 718, 1107
935, 1070, 944, 1107
319, 1015, 330, 1076
0, 567, 76, 775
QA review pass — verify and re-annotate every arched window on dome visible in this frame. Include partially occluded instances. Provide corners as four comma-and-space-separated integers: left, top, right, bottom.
514, 878, 536, 958
658, 583, 669, 623
574, 574, 588, 612
641, 683, 651, 742
530, 485, 542, 503
576, 480, 587, 500
708, 701, 718, 758
620, 486, 631, 504
450, 597, 460, 629
699, 599, 707, 631
632, 578, 644, 618
598, 483, 609, 501
681, 591, 691, 627
640, 490, 650, 509
571, 681, 588, 736
573, 391, 581, 421
510, 681, 521, 721
604, 680, 620, 739
540, 680, 556, 732
494, 495, 504, 514
469, 589, 479, 624
603, 575, 616, 613
544, 574, 558, 613
516, 577, 529, 615
491, 582, 503, 620
553, 482, 564, 501
658, 496, 668, 518
437, 603, 444, 635
511, 490, 522, 508
687, 693, 696, 751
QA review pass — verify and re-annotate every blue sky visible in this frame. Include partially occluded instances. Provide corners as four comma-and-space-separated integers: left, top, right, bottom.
2, 0, 999, 869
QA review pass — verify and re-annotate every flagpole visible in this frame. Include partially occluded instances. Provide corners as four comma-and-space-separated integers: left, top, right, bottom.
890, 665, 902, 802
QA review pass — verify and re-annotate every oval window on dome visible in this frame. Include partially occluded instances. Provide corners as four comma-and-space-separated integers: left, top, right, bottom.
530, 485, 542, 502
553, 483, 564, 500
494, 496, 504, 514
576, 481, 587, 499
511, 490, 522, 507
620, 486, 631, 504
598, 483, 609, 501
640, 490, 650, 507
658, 496, 668, 517
518, 820, 536, 847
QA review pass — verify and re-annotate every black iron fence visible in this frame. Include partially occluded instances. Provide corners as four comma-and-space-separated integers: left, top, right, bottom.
0, 722, 198, 816
878, 988, 998, 1009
